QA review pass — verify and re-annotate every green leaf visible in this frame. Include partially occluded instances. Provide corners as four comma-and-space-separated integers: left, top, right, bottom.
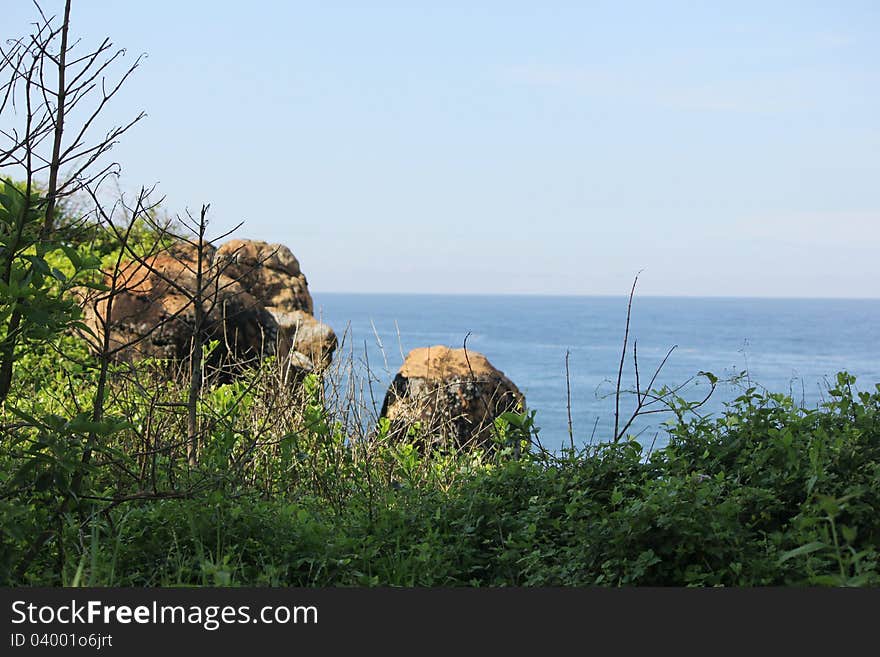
778, 541, 827, 564
699, 371, 718, 385
61, 244, 82, 270
0, 193, 15, 213
840, 525, 857, 544
817, 495, 840, 517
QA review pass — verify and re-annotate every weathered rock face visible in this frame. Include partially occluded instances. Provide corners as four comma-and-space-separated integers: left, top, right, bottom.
273, 309, 337, 369
83, 250, 277, 365
82, 239, 336, 374
215, 240, 336, 369
215, 240, 313, 314
380, 345, 524, 450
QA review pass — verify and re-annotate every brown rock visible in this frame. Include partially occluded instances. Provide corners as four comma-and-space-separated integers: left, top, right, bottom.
380, 345, 524, 450
215, 240, 313, 314
81, 238, 336, 378
82, 250, 277, 366
215, 239, 337, 370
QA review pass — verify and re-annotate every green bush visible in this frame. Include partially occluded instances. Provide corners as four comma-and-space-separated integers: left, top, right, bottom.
8, 371, 875, 587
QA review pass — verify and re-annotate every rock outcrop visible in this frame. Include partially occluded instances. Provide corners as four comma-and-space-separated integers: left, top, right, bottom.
215, 240, 313, 314
82, 238, 335, 374
83, 248, 277, 365
216, 240, 336, 368
380, 345, 524, 450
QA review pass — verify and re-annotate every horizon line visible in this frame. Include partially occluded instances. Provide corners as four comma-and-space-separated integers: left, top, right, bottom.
310, 290, 880, 302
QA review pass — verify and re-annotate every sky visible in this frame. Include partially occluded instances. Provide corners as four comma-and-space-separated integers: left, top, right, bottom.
3, 1, 879, 297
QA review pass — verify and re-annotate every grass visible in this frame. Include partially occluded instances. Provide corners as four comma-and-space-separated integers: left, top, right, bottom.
4, 345, 878, 587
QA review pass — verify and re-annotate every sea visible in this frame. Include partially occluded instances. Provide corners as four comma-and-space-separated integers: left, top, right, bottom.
311, 294, 880, 452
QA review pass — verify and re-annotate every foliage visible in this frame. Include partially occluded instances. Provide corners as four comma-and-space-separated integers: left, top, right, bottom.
3, 306, 878, 586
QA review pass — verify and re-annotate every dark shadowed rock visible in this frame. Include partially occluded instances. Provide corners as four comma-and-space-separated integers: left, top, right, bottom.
380, 345, 524, 450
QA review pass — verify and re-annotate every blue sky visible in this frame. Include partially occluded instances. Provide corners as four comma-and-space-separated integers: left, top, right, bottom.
5, 1, 879, 297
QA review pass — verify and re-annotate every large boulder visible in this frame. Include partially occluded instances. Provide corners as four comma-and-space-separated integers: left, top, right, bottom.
82, 238, 336, 376
380, 345, 524, 450
215, 240, 335, 368
82, 249, 277, 365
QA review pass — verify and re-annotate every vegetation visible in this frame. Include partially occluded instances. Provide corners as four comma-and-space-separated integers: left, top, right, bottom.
1, 2, 878, 587
3, 333, 879, 587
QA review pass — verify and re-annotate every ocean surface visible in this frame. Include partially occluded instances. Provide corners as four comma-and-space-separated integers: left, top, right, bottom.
311, 294, 880, 452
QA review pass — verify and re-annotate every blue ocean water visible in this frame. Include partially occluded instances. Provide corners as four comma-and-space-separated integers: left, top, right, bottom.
312, 294, 880, 452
